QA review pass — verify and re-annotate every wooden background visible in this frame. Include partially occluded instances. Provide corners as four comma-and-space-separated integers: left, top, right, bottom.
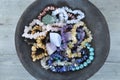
0, 0, 120, 80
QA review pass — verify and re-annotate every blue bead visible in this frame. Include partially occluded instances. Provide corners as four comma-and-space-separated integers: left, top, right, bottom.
81, 50, 85, 55
76, 59, 82, 63
90, 52, 94, 56
87, 59, 91, 64
50, 67, 56, 72
89, 48, 94, 52
62, 66, 67, 72
47, 60, 52, 65
64, 57, 69, 61
89, 56, 94, 61
56, 67, 61, 72
69, 66, 73, 71
83, 62, 88, 67
83, 55, 88, 60
79, 64, 84, 69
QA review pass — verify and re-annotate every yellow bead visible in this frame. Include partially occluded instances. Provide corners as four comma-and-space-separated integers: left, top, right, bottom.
31, 46, 36, 52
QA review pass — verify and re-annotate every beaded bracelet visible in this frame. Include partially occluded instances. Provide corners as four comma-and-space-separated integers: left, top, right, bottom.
41, 43, 91, 67
22, 19, 46, 39
52, 6, 85, 24
72, 21, 93, 48
65, 21, 92, 58
48, 43, 94, 72
31, 36, 48, 62
22, 19, 63, 39
38, 6, 56, 20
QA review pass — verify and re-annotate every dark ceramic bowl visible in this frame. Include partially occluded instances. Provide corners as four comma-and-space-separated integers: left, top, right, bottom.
15, 0, 110, 80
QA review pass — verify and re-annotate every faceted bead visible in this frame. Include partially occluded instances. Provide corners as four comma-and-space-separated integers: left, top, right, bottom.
47, 60, 52, 66
42, 14, 56, 25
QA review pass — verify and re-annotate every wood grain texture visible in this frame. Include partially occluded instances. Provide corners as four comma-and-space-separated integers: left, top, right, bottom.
0, 0, 119, 80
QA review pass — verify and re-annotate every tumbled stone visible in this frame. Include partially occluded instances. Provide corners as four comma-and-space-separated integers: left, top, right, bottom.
50, 33, 62, 47
42, 14, 56, 25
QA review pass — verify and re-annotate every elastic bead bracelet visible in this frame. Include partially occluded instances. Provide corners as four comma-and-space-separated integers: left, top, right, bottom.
72, 21, 93, 48
46, 43, 90, 67
31, 36, 48, 62
52, 6, 85, 24
65, 21, 92, 58
48, 43, 94, 72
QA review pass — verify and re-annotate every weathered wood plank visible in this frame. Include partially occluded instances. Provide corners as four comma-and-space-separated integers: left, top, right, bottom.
0, 0, 120, 80
0, 55, 120, 80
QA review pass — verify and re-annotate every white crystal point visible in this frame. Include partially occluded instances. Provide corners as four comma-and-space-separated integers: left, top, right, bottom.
50, 33, 62, 47
46, 43, 57, 55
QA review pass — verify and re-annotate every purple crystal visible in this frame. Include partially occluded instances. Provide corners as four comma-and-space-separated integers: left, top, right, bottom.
77, 29, 85, 43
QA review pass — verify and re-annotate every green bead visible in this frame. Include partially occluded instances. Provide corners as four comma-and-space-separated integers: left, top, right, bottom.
42, 14, 56, 25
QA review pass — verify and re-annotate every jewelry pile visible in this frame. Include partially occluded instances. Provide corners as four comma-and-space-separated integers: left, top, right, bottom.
22, 6, 95, 73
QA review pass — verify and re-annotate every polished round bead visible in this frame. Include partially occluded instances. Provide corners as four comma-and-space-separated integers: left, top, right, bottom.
76, 66, 80, 70
83, 62, 88, 67
90, 52, 94, 56
89, 56, 94, 61
86, 59, 92, 64
89, 48, 94, 52
79, 64, 84, 69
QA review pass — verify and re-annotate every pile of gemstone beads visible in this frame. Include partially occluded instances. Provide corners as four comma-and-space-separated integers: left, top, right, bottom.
22, 6, 95, 73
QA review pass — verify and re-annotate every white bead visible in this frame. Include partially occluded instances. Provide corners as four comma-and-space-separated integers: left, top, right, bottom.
40, 57, 50, 69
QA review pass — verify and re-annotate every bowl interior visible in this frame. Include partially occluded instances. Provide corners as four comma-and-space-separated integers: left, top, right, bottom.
15, 0, 110, 80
